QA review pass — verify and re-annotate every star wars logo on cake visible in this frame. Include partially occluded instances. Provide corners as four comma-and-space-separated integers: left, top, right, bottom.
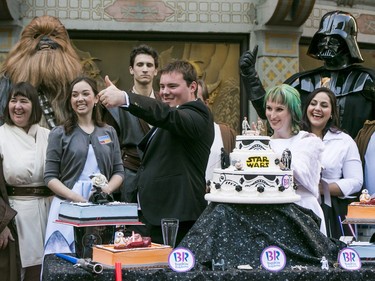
246, 156, 269, 168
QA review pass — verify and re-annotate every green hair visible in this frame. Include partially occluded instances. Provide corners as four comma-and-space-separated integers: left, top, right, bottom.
264, 84, 302, 135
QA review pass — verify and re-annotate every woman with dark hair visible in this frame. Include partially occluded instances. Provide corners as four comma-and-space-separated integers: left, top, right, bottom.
302, 87, 341, 137
302, 87, 363, 239
43, 76, 124, 255
265, 84, 326, 235
0, 81, 51, 281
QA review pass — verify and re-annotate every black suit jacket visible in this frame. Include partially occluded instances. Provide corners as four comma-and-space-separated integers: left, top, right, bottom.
123, 92, 214, 225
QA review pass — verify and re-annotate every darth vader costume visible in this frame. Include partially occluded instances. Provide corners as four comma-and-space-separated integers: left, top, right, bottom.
240, 10, 375, 138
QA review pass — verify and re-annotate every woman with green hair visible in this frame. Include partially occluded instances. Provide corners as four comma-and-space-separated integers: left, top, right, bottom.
265, 84, 327, 235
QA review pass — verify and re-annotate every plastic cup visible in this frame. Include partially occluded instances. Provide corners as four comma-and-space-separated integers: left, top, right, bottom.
161, 218, 179, 248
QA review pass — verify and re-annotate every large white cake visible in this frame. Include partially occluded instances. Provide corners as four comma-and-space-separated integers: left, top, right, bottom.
205, 135, 300, 204
58, 202, 138, 224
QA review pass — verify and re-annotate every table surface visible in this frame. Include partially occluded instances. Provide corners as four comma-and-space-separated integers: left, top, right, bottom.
42, 254, 375, 281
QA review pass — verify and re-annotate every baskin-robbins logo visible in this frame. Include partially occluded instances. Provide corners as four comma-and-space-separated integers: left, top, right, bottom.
168, 247, 195, 272
260, 246, 286, 272
338, 248, 361, 270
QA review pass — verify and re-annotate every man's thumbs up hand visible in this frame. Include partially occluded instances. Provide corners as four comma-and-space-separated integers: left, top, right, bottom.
98, 75, 126, 107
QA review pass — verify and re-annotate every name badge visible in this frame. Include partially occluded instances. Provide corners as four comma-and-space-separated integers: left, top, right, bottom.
98, 135, 112, 144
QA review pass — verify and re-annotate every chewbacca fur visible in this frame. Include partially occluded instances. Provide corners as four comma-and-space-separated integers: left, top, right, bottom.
0, 15, 82, 125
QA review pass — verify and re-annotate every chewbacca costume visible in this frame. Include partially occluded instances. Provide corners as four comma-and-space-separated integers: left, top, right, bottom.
0, 15, 82, 128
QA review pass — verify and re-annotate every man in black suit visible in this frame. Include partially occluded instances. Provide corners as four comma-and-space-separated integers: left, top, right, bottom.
99, 60, 214, 245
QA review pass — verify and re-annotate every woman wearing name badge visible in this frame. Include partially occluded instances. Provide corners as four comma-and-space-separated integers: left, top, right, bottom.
302, 87, 363, 239
264, 84, 327, 235
0, 82, 52, 281
43, 77, 124, 255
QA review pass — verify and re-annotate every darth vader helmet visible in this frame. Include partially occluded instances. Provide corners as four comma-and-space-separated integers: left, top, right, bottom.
307, 11, 363, 63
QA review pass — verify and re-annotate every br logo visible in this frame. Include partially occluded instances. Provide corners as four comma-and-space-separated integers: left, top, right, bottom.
265, 249, 281, 261
342, 251, 356, 262
338, 248, 361, 270
168, 247, 195, 272
260, 246, 286, 272
173, 251, 190, 262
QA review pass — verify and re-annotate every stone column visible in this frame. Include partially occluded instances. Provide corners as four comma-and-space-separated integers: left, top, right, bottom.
247, 0, 315, 123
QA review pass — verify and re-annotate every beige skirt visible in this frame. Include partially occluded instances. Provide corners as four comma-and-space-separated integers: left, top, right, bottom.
9, 196, 52, 267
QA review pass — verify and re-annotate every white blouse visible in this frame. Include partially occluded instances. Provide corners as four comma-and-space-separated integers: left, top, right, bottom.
205, 122, 224, 181
270, 131, 324, 199
0, 123, 50, 186
364, 134, 375, 196
321, 130, 363, 198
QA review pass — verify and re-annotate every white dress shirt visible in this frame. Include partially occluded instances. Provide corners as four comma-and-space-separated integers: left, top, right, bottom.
321, 130, 363, 198
364, 133, 375, 196
205, 122, 224, 181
